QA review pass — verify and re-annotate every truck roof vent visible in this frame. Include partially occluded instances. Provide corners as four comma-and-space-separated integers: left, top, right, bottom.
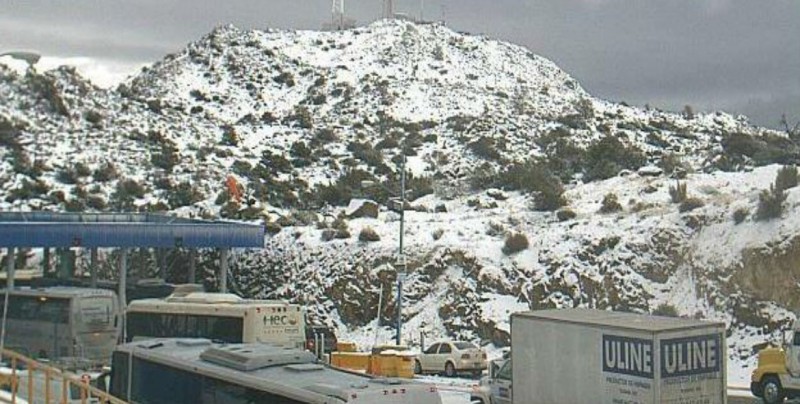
166, 292, 242, 304
175, 338, 212, 347
200, 344, 316, 371
169, 284, 205, 297
285, 364, 324, 372
135, 341, 165, 350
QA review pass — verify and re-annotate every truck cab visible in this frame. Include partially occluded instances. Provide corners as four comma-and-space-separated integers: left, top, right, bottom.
470, 359, 512, 404
752, 322, 800, 403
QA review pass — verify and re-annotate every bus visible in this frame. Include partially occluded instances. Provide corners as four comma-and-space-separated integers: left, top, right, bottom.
109, 338, 443, 404
125, 292, 306, 349
0, 287, 120, 363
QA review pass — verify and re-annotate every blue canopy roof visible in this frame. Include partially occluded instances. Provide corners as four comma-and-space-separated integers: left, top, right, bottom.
0, 212, 264, 248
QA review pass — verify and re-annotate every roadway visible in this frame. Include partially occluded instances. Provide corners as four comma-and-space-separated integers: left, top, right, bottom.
435, 383, 765, 403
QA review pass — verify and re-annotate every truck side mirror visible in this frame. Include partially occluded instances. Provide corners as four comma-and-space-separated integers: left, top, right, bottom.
489, 362, 499, 378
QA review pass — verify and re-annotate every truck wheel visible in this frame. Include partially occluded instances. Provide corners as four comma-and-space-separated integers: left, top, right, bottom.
762, 376, 785, 404
414, 360, 422, 374
445, 361, 456, 377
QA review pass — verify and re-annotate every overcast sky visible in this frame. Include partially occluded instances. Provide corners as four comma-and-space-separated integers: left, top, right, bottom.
1, 0, 798, 128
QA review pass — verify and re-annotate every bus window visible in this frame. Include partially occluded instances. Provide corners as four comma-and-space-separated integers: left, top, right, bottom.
109, 352, 129, 399
1, 296, 70, 323
207, 316, 243, 343
127, 313, 244, 343
77, 296, 114, 332
131, 357, 202, 403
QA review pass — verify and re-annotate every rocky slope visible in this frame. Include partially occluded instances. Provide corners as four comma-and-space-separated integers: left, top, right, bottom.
1, 20, 799, 383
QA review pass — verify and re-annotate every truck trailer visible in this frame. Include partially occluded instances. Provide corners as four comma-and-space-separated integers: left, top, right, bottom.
511, 309, 727, 404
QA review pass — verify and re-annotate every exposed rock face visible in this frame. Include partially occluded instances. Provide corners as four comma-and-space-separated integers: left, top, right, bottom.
734, 235, 800, 309
346, 199, 380, 219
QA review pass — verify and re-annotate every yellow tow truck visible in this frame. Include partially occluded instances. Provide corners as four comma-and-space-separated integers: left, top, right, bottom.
751, 332, 800, 403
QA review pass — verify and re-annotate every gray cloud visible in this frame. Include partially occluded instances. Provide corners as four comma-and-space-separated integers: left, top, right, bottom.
0, 0, 797, 128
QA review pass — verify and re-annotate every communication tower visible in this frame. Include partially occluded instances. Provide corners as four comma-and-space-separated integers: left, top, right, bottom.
383, 0, 394, 19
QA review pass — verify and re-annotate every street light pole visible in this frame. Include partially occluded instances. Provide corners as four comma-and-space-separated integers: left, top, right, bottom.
396, 152, 406, 346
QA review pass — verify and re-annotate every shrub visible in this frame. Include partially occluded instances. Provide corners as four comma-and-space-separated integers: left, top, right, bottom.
288, 106, 313, 129
259, 150, 293, 176
659, 153, 686, 176
151, 140, 180, 172
332, 215, 351, 239
220, 125, 240, 146
320, 229, 337, 242
290, 141, 313, 160
56, 167, 79, 184
347, 141, 384, 168
64, 199, 86, 212
756, 185, 786, 221
315, 169, 377, 207
467, 137, 501, 161
264, 221, 282, 235
492, 161, 566, 211
375, 137, 400, 150
584, 135, 646, 181
679, 197, 705, 213
599, 193, 622, 214
652, 304, 679, 317
556, 208, 577, 221
168, 182, 205, 208
111, 178, 147, 211
358, 227, 381, 242
86, 195, 107, 211
669, 181, 687, 203
733, 207, 749, 224
486, 221, 506, 237
575, 97, 595, 120
314, 128, 337, 144
74, 162, 92, 177
6, 179, 51, 202
432, 228, 444, 240
273, 71, 295, 87
775, 165, 798, 192
502, 233, 529, 255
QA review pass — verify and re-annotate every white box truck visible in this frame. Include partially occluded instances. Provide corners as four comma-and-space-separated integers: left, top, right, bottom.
511, 309, 726, 404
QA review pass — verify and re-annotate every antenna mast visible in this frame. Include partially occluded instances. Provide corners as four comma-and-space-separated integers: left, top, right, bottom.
383, 0, 394, 19
332, 0, 345, 29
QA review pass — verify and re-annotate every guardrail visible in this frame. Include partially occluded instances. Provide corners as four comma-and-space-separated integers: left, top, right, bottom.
0, 349, 127, 404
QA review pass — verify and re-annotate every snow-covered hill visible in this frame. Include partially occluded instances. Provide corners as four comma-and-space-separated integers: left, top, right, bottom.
2, 19, 799, 385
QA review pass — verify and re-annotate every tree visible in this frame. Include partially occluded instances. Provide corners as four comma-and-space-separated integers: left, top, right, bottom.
683, 105, 695, 120
781, 114, 800, 139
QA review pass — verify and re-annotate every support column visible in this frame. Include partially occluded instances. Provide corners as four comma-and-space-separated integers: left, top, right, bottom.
6, 248, 15, 289
90, 248, 98, 288
118, 248, 128, 342
159, 248, 168, 282
42, 248, 51, 275
219, 248, 229, 293
188, 249, 196, 284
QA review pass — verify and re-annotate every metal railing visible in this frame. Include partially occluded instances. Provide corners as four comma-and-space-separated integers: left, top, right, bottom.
0, 348, 127, 404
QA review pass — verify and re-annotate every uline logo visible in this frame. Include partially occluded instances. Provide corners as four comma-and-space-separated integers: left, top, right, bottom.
602, 335, 654, 379
660, 334, 720, 377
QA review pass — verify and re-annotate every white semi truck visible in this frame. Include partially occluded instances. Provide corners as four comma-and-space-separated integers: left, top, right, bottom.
473, 309, 727, 404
